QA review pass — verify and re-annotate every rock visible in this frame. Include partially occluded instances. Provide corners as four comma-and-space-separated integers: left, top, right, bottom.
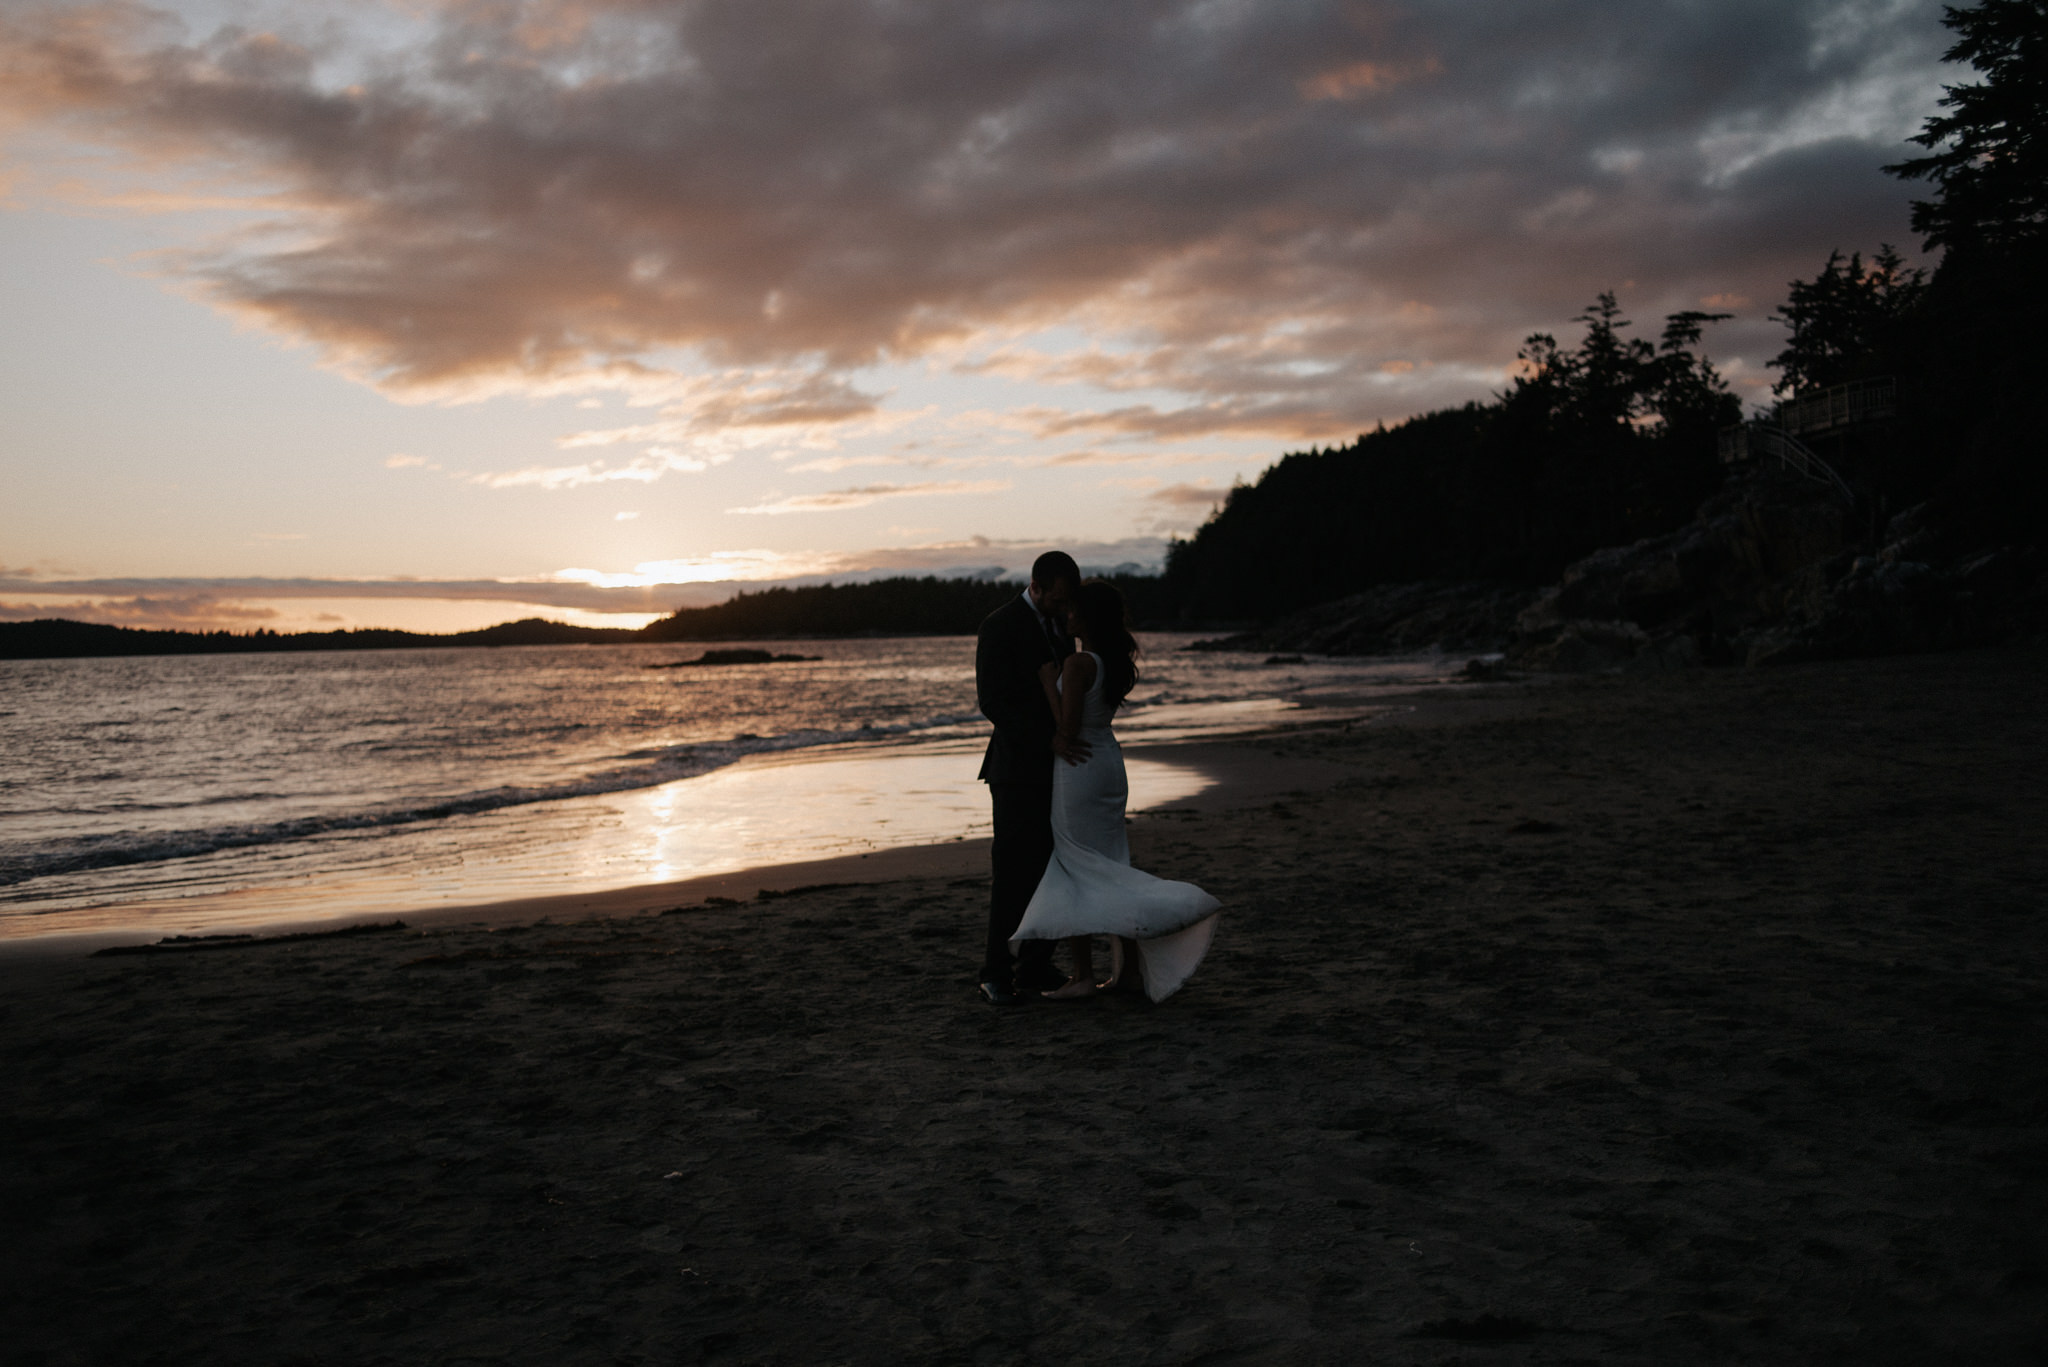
1628, 629, 1702, 673
1192, 467, 2043, 673
1512, 466, 2043, 670
1508, 618, 1648, 673
1508, 467, 1869, 670
647, 649, 823, 669
1192, 581, 1539, 657
1733, 551, 1985, 666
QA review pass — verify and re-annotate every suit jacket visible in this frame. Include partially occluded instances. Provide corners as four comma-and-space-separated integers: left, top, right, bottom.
976, 592, 1069, 786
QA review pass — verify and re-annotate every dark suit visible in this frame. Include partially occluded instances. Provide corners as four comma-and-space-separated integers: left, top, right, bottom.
975, 591, 1069, 985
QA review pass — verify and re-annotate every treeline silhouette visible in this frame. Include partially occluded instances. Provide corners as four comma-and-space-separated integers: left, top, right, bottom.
1166, 0, 2045, 621
1163, 298, 1740, 620
2, 574, 1178, 660
640, 573, 1173, 639
642, 576, 1015, 640
0, 617, 641, 660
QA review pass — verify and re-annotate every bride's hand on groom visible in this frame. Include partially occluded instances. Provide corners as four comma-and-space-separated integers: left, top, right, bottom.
1052, 733, 1092, 765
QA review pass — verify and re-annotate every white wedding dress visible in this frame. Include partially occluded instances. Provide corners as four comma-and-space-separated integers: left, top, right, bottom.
1011, 651, 1221, 1001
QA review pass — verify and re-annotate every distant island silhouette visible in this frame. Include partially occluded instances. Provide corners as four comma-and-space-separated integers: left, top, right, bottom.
0, 575, 1170, 660
646, 649, 823, 668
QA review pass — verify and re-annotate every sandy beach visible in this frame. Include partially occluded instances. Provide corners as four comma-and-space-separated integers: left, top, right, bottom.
5, 648, 2045, 1364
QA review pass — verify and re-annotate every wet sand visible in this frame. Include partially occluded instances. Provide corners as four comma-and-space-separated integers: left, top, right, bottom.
0, 736, 1356, 957
4, 649, 2045, 1364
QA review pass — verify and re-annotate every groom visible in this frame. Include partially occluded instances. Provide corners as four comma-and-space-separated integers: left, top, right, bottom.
975, 550, 1090, 1005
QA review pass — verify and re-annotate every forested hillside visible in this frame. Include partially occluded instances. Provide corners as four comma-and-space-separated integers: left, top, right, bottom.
1165, 0, 2046, 626
641, 576, 1020, 640
1164, 299, 1740, 620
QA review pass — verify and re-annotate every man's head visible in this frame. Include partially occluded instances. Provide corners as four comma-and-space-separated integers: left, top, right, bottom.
1028, 550, 1081, 617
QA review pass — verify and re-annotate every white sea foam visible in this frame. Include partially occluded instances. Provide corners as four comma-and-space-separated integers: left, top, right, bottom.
0, 712, 987, 886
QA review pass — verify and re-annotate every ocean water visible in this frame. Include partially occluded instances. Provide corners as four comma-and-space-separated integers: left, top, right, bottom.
0, 636, 1454, 941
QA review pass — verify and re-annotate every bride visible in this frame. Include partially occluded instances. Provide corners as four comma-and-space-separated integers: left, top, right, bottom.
1011, 580, 1221, 1002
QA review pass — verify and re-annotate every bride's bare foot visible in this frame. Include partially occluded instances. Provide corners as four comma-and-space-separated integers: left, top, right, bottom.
1043, 976, 1100, 1000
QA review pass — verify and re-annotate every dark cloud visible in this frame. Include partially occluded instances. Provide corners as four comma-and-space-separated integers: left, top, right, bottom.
0, 0, 1945, 426
1132, 480, 1230, 532
1145, 482, 1230, 508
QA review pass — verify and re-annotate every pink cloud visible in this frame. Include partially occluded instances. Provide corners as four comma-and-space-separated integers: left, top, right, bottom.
0, 0, 1945, 434
727, 479, 1011, 515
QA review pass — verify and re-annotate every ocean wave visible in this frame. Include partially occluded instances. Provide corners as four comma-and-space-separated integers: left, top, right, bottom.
0, 711, 984, 888
41, 791, 292, 816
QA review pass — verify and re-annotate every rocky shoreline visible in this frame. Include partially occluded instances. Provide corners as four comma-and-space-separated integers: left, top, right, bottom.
1193, 466, 2047, 672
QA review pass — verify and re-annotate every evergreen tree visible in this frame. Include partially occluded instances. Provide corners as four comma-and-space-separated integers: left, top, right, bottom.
1767, 247, 1927, 395
1882, 0, 2048, 536
1163, 295, 1735, 619
1503, 294, 1735, 432
1885, 0, 2048, 255
1650, 310, 1742, 435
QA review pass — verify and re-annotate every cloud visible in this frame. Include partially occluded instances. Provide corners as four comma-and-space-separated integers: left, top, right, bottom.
0, 0, 1947, 435
1146, 482, 1231, 509
477, 446, 732, 490
0, 534, 1176, 622
383, 453, 427, 468
737, 534, 1172, 579
0, 593, 279, 630
0, 574, 697, 614
727, 479, 1011, 515
556, 370, 888, 445
1135, 480, 1230, 532
1039, 447, 1228, 468
784, 454, 912, 474
1299, 56, 1443, 102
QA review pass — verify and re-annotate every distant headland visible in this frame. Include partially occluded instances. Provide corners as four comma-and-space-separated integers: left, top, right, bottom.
0, 575, 1172, 661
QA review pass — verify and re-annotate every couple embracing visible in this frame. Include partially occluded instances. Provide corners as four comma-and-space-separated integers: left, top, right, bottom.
975, 551, 1221, 1006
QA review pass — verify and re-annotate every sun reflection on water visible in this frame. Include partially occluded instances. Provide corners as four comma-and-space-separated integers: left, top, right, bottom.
2, 739, 1214, 942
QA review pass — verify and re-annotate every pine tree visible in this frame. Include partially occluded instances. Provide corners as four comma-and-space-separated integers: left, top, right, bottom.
1885, 0, 2048, 254
1767, 247, 1927, 395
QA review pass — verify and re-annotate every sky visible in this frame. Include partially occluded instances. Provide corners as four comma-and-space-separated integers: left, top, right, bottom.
0, 0, 1952, 632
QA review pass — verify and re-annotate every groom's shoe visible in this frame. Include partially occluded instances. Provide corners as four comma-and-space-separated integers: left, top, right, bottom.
978, 978, 1021, 1006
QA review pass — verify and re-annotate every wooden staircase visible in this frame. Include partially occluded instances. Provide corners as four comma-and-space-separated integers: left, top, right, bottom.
1718, 422, 1854, 501
1719, 375, 1893, 501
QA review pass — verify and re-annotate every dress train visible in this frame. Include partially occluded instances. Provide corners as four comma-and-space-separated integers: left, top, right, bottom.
1010, 652, 1220, 1001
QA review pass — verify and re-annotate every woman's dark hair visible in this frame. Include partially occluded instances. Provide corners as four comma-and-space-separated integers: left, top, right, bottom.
1073, 579, 1139, 707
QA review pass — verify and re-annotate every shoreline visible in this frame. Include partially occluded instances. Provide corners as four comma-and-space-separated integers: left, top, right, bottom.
0, 720, 1399, 961
4, 648, 2043, 1361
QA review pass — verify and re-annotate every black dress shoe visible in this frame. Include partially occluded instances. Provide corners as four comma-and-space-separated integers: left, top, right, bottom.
978, 979, 1021, 1006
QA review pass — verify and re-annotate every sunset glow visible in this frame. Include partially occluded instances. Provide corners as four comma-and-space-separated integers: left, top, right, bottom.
1, 0, 1948, 630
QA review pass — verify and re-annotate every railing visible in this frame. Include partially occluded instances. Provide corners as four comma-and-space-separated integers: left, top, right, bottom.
1776, 375, 1897, 436
1717, 422, 1854, 501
